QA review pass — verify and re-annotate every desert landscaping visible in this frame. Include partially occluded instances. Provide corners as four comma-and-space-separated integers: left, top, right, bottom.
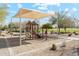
0, 3, 79, 56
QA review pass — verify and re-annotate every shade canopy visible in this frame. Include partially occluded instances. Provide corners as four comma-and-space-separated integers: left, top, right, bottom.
15, 8, 32, 17
14, 8, 52, 19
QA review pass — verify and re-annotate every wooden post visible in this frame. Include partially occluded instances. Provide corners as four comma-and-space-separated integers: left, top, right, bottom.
45, 28, 48, 40
32, 24, 33, 40
30, 24, 31, 39
36, 24, 39, 39
42, 27, 43, 39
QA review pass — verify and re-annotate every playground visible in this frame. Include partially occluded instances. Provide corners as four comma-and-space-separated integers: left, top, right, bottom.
0, 3, 79, 56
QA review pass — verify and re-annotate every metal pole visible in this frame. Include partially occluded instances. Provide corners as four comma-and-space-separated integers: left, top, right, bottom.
19, 17, 22, 45
11, 17, 12, 37
19, 9, 22, 45
57, 11, 59, 34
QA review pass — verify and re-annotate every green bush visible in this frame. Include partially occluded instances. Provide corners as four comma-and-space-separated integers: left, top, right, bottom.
0, 25, 8, 30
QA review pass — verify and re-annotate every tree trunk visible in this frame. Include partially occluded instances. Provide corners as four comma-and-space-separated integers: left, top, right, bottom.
58, 27, 60, 34
42, 28, 43, 39
64, 27, 66, 33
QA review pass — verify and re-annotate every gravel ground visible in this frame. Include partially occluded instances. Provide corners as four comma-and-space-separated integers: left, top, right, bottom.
0, 34, 79, 56
0, 35, 60, 56
20, 40, 79, 56
12, 39, 61, 55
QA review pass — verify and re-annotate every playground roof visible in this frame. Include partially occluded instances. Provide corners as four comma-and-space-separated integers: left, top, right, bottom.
26, 21, 38, 25
14, 8, 52, 19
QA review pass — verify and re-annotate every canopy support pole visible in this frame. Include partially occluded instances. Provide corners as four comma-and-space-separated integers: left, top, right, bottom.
10, 17, 13, 37
19, 17, 22, 45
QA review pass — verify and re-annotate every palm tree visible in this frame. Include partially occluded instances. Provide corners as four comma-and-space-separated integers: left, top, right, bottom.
49, 11, 69, 33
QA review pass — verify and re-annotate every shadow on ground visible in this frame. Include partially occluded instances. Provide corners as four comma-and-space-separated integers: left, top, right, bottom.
76, 48, 79, 56
0, 38, 8, 48
0, 38, 31, 49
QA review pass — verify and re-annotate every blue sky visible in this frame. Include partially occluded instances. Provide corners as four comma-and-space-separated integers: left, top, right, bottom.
1, 3, 79, 25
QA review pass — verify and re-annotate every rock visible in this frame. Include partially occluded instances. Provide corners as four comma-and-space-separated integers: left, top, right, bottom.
50, 44, 57, 51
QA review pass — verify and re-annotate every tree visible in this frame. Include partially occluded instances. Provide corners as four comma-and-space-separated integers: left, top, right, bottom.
8, 23, 18, 32
0, 4, 8, 22
42, 23, 52, 29
42, 23, 52, 40
0, 25, 8, 30
49, 11, 67, 33
49, 11, 74, 33
60, 17, 75, 33
8, 23, 16, 28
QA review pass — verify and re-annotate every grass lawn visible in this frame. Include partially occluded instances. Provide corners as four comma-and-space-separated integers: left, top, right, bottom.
60, 28, 79, 33
39, 28, 79, 33
39, 28, 58, 33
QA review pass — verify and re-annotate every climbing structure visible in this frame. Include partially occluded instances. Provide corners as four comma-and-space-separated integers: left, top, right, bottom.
26, 21, 39, 39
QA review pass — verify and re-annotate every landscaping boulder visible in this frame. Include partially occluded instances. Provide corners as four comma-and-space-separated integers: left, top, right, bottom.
50, 44, 57, 51
68, 33, 72, 36
73, 32, 78, 35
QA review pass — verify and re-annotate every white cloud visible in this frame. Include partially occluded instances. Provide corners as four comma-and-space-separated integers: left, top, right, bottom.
32, 3, 61, 7
56, 3, 61, 7
38, 6, 47, 10
32, 3, 49, 7
47, 10, 55, 15
32, 3, 61, 10
7, 4, 11, 8
64, 8, 69, 12
72, 8, 78, 12
17, 3, 22, 8
10, 11, 16, 13
32, 4, 48, 10
46, 3, 61, 7
32, 3, 48, 10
